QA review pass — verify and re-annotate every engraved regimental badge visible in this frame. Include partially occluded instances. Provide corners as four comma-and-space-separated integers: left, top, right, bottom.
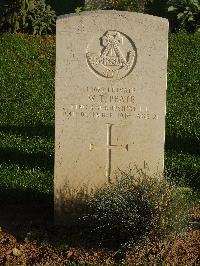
86, 30, 137, 80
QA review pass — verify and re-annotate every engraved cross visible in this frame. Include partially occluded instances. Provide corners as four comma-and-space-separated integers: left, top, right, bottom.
89, 123, 128, 182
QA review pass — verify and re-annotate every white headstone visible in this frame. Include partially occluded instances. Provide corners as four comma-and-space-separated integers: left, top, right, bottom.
55, 11, 168, 222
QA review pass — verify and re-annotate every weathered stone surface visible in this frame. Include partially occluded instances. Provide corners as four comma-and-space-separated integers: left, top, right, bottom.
55, 11, 168, 222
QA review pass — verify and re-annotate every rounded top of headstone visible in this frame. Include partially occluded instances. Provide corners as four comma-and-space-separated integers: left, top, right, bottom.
57, 10, 169, 25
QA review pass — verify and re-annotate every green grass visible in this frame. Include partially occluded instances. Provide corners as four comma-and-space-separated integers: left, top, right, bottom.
0, 32, 199, 205
166, 32, 200, 190
0, 34, 55, 202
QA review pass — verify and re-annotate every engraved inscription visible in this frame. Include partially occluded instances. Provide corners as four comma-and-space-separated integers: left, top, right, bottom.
89, 123, 128, 182
86, 31, 137, 80
88, 94, 135, 104
62, 86, 159, 121
137, 106, 159, 120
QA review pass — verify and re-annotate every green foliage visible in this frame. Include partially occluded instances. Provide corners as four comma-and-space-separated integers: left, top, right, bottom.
0, 0, 56, 35
46, 0, 84, 16
85, 0, 152, 12
75, 6, 83, 14
145, 0, 168, 17
168, 0, 200, 32
79, 171, 193, 247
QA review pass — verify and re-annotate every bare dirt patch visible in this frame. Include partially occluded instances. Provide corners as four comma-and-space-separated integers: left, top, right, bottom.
0, 203, 199, 265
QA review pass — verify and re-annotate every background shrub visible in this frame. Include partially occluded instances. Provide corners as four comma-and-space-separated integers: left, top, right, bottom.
85, 0, 152, 12
46, 0, 84, 15
0, 0, 56, 35
168, 0, 200, 32
84, 0, 200, 33
145, 0, 168, 17
79, 170, 192, 248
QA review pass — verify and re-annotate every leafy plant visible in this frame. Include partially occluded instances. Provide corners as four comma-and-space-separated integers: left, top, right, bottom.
0, 0, 56, 35
75, 6, 83, 14
85, 0, 152, 12
30, 0, 56, 35
79, 169, 193, 248
168, 0, 200, 32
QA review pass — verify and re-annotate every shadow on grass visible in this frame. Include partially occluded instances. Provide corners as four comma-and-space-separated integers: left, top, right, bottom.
165, 135, 200, 156
165, 135, 200, 191
0, 147, 54, 170
0, 124, 54, 139
0, 124, 54, 169
165, 165, 200, 192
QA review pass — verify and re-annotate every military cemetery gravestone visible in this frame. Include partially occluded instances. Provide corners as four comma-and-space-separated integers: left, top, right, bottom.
55, 10, 168, 222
